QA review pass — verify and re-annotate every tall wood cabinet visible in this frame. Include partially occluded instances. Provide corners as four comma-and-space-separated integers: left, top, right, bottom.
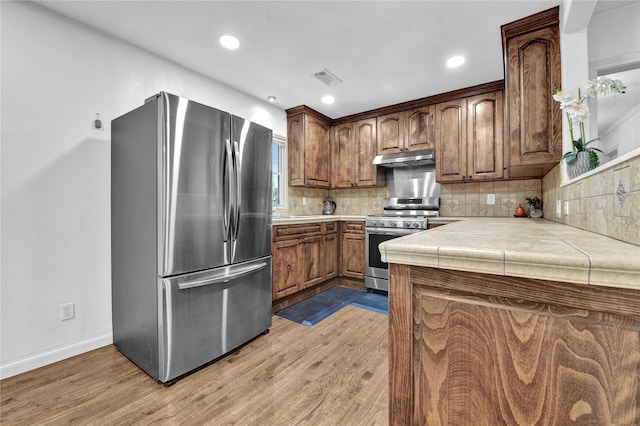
376, 105, 435, 155
332, 118, 383, 188
286, 106, 332, 188
502, 6, 561, 178
435, 91, 504, 182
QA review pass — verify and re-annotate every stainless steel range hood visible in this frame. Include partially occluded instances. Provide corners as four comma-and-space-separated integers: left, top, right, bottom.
372, 148, 435, 168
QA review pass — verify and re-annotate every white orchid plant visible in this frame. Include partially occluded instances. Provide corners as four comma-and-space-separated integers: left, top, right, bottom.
553, 76, 626, 168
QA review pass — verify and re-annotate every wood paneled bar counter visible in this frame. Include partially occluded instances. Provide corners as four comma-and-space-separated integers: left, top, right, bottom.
380, 218, 640, 425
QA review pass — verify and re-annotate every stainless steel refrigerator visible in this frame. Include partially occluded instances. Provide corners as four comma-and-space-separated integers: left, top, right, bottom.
111, 92, 273, 383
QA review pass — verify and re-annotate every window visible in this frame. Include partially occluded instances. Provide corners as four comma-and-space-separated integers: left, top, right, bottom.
272, 136, 286, 208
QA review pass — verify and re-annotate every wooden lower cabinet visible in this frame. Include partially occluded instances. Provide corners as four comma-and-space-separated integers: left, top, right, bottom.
272, 239, 301, 300
300, 235, 323, 289
341, 221, 365, 280
323, 232, 338, 280
272, 220, 363, 301
389, 265, 640, 425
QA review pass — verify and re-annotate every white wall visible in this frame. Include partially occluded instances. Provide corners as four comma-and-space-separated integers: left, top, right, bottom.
588, 2, 640, 163
0, 1, 286, 379
588, 2, 640, 63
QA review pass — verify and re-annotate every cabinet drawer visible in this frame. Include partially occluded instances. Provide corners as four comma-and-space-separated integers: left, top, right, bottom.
342, 221, 365, 234
324, 222, 338, 233
273, 223, 323, 240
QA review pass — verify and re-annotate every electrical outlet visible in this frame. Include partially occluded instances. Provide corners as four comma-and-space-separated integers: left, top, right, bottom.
564, 201, 569, 216
60, 302, 75, 321
556, 200, 562, 218
302, 197, 307, 206
487, 194, 495, 205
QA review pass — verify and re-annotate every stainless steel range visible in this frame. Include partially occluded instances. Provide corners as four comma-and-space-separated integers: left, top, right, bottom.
365, 150, 440, 292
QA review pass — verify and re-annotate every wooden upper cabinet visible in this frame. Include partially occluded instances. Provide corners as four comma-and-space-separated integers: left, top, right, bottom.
286, 107, 331, 188
377, 106, 435, 155
502, 6, 561, 178
377, 112, 405, 154
467, 91, 504, 180
406, 106, 436, 151
332, 118, 382, 188
287, 114, 304, 186
435, 99, 467, 182
435, 92, 504, 182
332, 122, 354, 188
354, 118, 382, 187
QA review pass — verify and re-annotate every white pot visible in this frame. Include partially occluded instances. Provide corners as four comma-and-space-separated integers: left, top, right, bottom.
567, 151, 590, 179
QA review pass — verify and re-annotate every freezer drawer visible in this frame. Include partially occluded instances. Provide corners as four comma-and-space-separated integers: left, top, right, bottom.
158, 257, 272, 383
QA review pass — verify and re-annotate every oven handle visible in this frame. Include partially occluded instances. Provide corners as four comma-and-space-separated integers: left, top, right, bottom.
365, 227, 423, 236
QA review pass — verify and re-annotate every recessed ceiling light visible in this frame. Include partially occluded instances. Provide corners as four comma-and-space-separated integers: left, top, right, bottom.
220, 35, 240, 50
446, 56, 465, 68
267, 95, 276, 103
322, 95, 335, 104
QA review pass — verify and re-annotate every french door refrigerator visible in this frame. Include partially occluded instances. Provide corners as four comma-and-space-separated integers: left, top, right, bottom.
111, 92, 273, 383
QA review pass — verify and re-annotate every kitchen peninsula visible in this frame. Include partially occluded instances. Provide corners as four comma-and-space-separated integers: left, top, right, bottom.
381, 218, 640, 425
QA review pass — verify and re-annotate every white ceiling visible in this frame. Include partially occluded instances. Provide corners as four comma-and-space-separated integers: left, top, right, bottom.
34, 0, 569, 119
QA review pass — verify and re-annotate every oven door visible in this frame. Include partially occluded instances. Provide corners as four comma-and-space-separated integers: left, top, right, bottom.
365, 227, 418, 280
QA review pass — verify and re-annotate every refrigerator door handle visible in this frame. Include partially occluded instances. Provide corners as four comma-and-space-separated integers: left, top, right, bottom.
177, 261, 268, 290
223, 138, 233, 245
232, 139, 241, 241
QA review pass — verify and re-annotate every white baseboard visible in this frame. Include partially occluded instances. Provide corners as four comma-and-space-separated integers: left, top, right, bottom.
0, 332, 113, 380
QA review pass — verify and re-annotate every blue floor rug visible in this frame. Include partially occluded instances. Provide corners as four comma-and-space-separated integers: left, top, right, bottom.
276, 286, 388, 326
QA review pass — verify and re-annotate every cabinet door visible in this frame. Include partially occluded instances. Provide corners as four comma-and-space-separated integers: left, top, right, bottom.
287, 114, 304, 186
272, 239, 300, 300
342, 233, 365, 279
323, 233, 338, 280
333, 123, 354, 188
504, 20, 561, 177
304, 115, 331, 188
467, 92, 504, 180
411, 291, 640, 425
435, 99, 467, 182
406, 105, 435, 151
300, 235, 324, 289
354, 118, 380, 187
377, 112, 405, 155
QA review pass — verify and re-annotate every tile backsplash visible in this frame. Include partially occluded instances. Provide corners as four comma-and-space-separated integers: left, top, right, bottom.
280, 187, 386, 216
279, 179, 544, 218
278, 155, 639, 247
542, 156, 640, 246
440, 180, 542, 217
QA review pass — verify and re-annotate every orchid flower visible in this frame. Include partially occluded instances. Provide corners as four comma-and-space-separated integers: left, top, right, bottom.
553, 76, 626, 168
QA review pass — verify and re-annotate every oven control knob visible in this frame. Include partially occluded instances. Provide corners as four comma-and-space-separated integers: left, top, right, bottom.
390, 221, 397, 227
403, 222, 411, 228
411, 222, 421, 229
376, 220, 384, 227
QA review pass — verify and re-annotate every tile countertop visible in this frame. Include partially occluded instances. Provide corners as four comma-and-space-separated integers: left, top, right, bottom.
379, 217, 640, 291
272, 214, 366, 224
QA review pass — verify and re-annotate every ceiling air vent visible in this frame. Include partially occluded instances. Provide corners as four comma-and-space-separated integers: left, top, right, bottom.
313, 68, 343, 87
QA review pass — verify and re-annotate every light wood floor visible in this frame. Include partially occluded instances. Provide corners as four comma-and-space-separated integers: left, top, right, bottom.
1, 305, 389, 425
